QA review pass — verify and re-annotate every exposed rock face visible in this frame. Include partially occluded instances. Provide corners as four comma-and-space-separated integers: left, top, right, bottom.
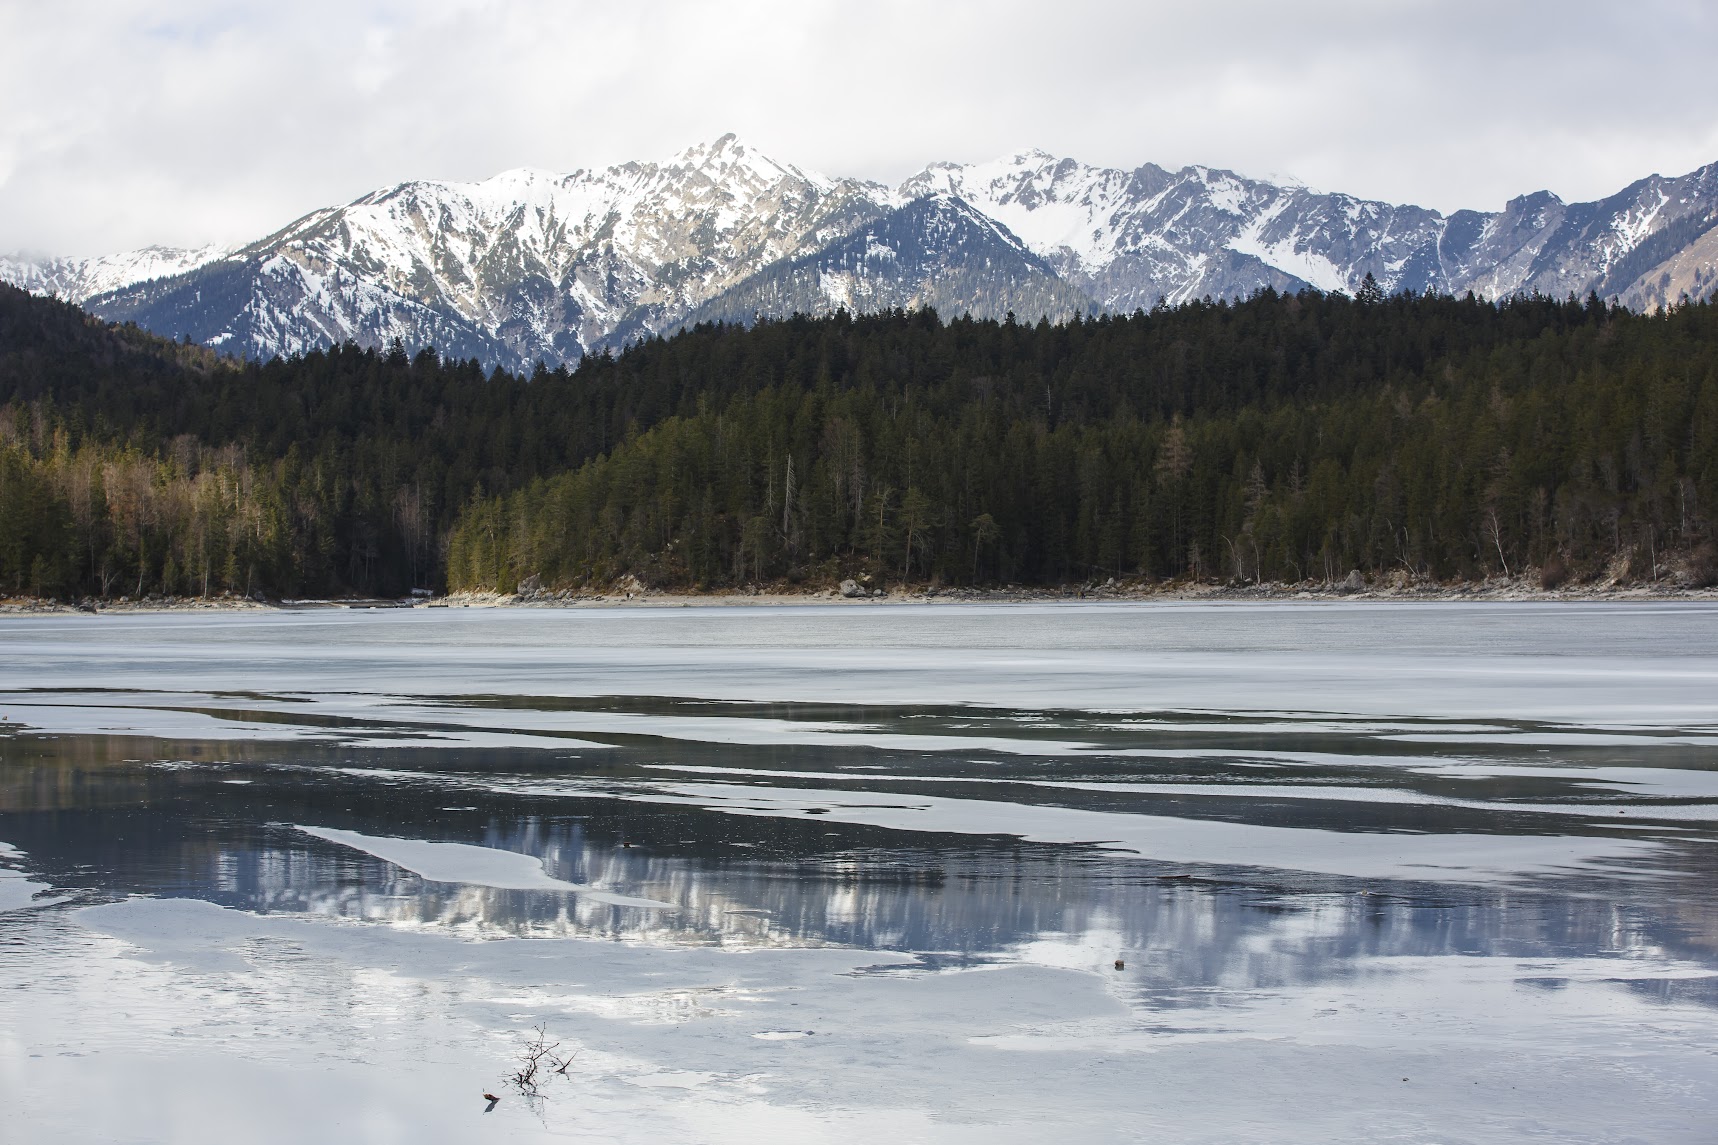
55, 136, 897, 371
8, 138, 1718, 370
908, 150, 1718, 312
682, 193, 1093, 328
839, 579, 864, 598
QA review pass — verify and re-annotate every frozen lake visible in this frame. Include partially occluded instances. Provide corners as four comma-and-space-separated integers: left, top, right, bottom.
1, 602, 1715, 1142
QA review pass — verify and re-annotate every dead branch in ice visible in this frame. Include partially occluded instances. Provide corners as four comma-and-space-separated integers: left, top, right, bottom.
510, 1023, 579, 1098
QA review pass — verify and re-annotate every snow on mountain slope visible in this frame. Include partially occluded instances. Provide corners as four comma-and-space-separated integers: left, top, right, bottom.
8, 138, 1718, 370
681, 193, 1092, 328
82, 135, 898, 369
903, 152, 1448, 306
905, 151, 1140, 274
905, 151, 1718, 312
0, 245, 227, 303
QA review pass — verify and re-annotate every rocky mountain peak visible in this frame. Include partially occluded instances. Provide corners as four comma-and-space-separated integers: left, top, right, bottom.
6, 139, 1718, 369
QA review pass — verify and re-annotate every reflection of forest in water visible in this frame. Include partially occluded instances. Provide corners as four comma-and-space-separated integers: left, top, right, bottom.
4, 731, 1717, 1007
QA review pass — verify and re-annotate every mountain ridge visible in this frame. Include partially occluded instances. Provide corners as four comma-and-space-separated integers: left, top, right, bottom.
6, 134, 1717, 369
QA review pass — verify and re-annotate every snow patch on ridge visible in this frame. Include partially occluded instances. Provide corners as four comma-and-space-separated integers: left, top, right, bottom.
13, 138, 1718, 368
902, 152, 1134, 272
1227, 199, 1351, 293
0, 244, 229, 304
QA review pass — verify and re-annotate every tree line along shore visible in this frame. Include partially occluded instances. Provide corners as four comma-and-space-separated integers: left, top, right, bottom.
1, 282, 1715, 603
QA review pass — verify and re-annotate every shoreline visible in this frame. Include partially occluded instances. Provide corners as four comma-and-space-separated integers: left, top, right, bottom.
5, 575, 1717, 615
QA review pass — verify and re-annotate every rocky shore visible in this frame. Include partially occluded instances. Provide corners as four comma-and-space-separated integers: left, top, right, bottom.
5, 566, 1715, 615
456, 565, 1718, 608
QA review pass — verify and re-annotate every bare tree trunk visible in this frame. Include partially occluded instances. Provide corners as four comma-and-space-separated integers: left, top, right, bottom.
1486, 510, 1511, 578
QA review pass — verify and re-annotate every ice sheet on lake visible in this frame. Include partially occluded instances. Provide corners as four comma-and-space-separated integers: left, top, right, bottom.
5, 603, 1718, 1142
0, 702, 355, 742
3, 602, 1718, 727
19, 894, 1712, 1145
639, 764, 1718, 822
0, 697, 610, 750
0, 841, 61, 912
1411, 763, 1718, 800
0, 872, 55, 912
623, 780, 1666, 884
298, 826, 674, 908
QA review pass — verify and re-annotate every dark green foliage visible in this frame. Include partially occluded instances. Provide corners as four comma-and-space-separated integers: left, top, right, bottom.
3, 281, 1716, 598
448, 291, 1718, 592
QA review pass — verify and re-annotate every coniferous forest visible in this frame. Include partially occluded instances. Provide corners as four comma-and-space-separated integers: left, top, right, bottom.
2, 280, 1716, 600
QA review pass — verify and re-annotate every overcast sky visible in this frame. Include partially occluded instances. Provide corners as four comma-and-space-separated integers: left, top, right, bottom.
2, 0, 1714, 257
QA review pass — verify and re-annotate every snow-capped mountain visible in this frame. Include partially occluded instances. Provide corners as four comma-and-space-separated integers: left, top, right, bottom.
683, 193, 1092, 329
903, 151, 1337, 307
0, 245, 226, 304
5, 136, 1717, 369
1440, 164, 1718, 309
904, 150, 1718, 311
64, 135, 899, 370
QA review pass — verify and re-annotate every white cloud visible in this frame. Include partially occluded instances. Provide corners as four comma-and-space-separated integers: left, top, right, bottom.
2, 0, 1714, 255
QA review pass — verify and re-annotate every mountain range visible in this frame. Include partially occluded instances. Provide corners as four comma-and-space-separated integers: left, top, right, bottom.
6, 134, 1718, 370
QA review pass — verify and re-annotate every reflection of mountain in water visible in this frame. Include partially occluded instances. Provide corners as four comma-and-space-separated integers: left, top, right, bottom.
5, 746, 1713, 1003
260, 819, 1713, 1000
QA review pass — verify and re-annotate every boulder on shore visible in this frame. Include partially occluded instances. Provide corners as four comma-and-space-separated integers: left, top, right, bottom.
839, 579, 864, 598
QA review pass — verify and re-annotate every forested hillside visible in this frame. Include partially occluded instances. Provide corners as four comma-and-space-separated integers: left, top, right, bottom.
448, 292, 1718, 592
2, 282, 1715, 599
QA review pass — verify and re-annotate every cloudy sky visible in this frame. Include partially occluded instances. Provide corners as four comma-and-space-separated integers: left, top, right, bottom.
2, 0, 1713, 257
